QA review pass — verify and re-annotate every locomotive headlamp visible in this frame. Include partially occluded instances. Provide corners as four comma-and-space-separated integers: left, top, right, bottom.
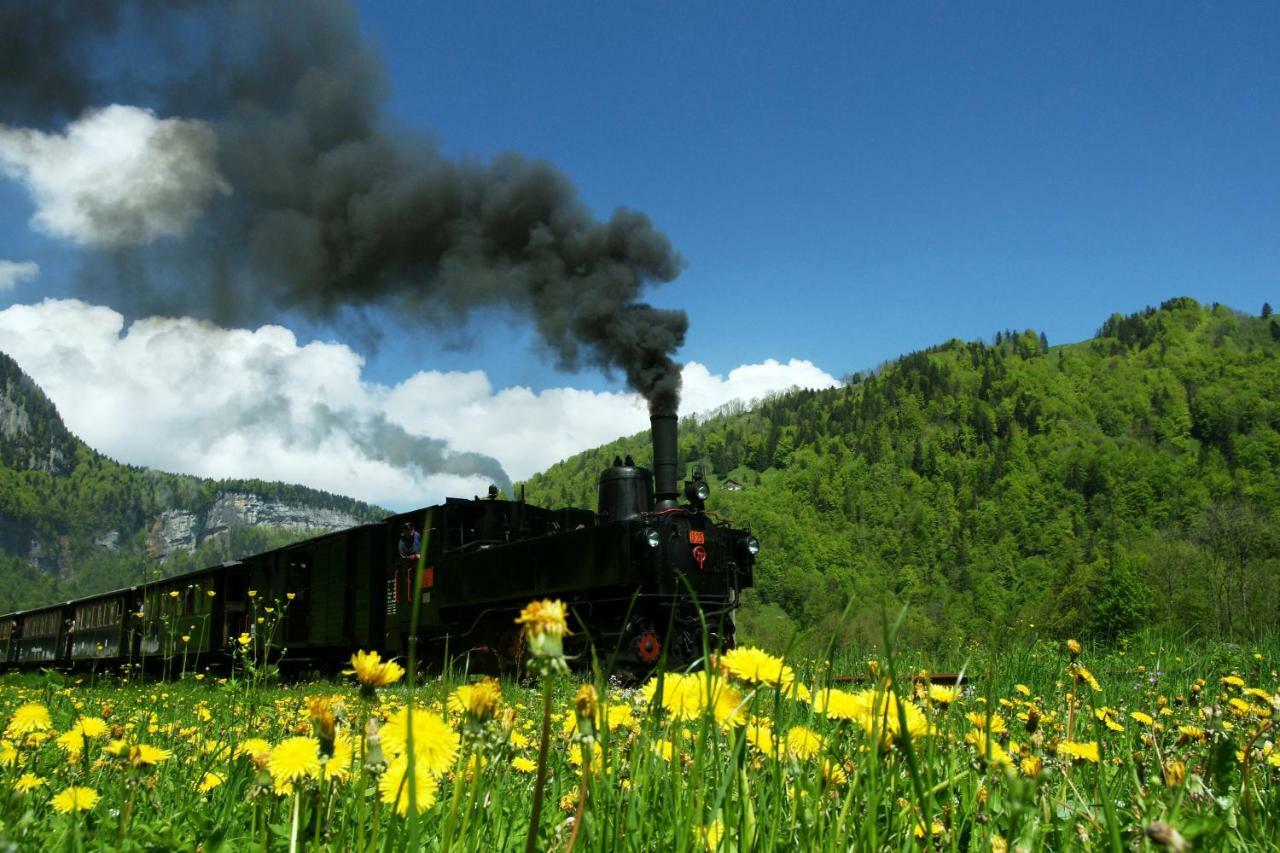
638, 528, 660, 549
684, 480, 711, 502
742, 535, 760, 556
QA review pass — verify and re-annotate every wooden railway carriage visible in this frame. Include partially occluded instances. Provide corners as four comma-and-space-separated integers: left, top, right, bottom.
0, 413, 757, 672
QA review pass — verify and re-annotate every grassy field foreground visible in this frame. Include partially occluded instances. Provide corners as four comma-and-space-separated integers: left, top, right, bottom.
0, 618, 1277, 851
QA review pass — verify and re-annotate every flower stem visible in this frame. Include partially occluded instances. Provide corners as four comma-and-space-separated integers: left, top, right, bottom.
525, 676, 555, 853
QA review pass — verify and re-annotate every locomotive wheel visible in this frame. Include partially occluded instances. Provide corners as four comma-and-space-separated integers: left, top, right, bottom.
634, 631, 661, 664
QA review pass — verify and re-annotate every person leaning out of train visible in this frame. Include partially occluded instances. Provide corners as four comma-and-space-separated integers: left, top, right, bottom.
398, 523, 421, 561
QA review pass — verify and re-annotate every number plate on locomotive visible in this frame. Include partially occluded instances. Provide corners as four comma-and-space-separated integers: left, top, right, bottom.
688, 530, 705, 544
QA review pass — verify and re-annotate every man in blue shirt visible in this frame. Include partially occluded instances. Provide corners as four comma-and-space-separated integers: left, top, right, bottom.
398, 523, 421, 561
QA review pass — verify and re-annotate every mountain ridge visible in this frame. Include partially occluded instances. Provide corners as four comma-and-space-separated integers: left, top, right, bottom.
0, 349, 389, 612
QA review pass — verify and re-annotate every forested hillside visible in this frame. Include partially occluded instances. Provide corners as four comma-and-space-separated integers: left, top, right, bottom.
0, 351, 388, 612
522, 298, 1280, 653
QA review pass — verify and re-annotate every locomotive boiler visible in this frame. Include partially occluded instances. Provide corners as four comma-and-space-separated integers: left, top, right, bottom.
0, 412, 757, 673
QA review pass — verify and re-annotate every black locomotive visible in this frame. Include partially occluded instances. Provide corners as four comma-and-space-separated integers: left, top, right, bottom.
0, 413, 757, 673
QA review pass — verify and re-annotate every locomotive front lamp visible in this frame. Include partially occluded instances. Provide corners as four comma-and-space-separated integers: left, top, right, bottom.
639, 528, 661, 549
743, 535, 760, 556
684, 480, 711, 503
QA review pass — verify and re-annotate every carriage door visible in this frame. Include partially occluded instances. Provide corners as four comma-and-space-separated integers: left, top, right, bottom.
285, 554, 311, 645
223, 567, 249, 645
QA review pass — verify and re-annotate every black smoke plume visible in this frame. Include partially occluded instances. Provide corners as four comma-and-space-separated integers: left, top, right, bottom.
0, 0, 686, 413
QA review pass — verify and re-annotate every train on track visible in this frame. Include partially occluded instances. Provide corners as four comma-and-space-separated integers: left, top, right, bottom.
0, 413, 757, 674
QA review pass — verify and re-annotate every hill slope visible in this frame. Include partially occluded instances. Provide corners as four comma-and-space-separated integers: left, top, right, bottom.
0, 350, 388, 612
522, 298, 1280, 652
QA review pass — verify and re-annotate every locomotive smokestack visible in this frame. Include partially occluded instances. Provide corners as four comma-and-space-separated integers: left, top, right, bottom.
651, 412, 679, 511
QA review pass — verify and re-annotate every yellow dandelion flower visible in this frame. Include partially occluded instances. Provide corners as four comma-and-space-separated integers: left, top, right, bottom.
698, 818, 724, 852
511, 755, 536, 773
810, 688, 861, 721
51, 786, 99, 814
1066, 639, 1082, 656
652, 739, 676, 762
1020, 756, 1043, 777
14, 773, 45, 793
719, 646, 796, 689
379, 755, 438, 815
1221, 675, 1246, 688
448, 678, 502, 719
267, 736, 321, 784
927, 684, 961, 705
820, 759, 847, 785
514, 599, 570, 639
0, 740, 17, 766
966, 711, 1007, 734
785, 726, 823, 761
744, 719, 781, 758
198, 772, 224, 793
379, 707, 459, 775
1015, 684, 1031, 696
347, 650, 406, 689
1056, 740, 1100, 763
5, 702, 51, 737
964, 730, 1012, 770
1162, 759, 1186, 786
237, 738, 272, 760
1068, 663, 1101, 692
321, 738, 352, 782
1130, 711, 1154, 726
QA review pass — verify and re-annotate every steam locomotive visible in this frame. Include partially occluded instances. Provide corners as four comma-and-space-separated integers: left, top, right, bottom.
0, 413, 757, 673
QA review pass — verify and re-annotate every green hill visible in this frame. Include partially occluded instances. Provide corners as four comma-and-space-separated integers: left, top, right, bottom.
521, 298, 1280, 653
0, 350, 389, 613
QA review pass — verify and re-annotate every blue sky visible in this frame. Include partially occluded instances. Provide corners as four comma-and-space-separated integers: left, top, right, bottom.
0, 3, 1278, 506
350, 1, 1279, 386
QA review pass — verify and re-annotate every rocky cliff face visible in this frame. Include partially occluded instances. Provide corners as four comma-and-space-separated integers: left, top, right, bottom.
147, 492, 364, 559
0, 352, 74, 475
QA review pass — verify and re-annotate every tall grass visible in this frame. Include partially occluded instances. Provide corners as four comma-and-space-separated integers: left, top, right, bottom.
0, 612, 1277, 850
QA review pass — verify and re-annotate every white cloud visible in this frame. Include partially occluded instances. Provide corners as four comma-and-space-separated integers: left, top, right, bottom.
0, 105, 229, 247
0, 299, 838, 509
0, 260, 38, 292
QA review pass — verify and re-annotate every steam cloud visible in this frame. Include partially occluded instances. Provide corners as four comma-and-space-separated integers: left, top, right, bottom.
0, 0, 687, 413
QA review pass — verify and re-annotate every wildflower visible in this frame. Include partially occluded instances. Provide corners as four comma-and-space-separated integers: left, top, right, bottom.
719, 646, 797, 690
181, 635, 191, 643
380, 707, 459, 775
0, 740, 16, 765
966, 711, 1007, 734
51, 786, 100, 814
1162, 759, 1186, 787
1094, 708, 1124, 732
697, 818, 724, 852
198, 772, 225, 793
379, 755, 438, 815
965, 730, 1012, 770
307, 696, 337, 753
6, 702, 51, 737
286, 592, 297, 600
267, 736, 321, 785
1056, 741, 1100, 763
169, 590, 180, 598
1130, 711, 1154, 726
237, 738, 272, 761
786, 726, 824, 760
237, 633, 252, 647
512, 756, 537, 773
515, 599, 571, 674
207, 589, 216, 597
1221, 675, 1246, 688
347, 650, 405, 693
1015, 684, 1031, 696
449, 678, 503, 721
1020, 756, 1043, 777
820, 759, 847, 785
810, 688, 861, 721
1068, 663, 1101, 692
15, 773, 45, 793
744, 719, 781, 758
1066, 639, 1082, 657
927, 684, 961, 705
1176, 725, 1206, 744
248, 590, 258, 598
